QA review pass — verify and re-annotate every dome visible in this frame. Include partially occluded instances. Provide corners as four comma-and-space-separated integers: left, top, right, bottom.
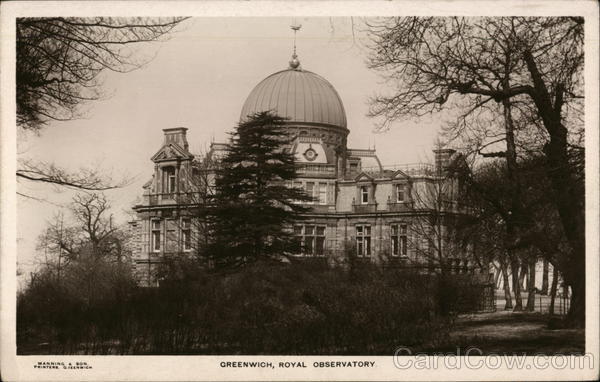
240, 67, 347, 129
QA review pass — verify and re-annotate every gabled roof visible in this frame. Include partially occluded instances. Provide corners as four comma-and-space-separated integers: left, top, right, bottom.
355, 172, 375, 182
151, 142, 194, 162
390, 169, 411, 180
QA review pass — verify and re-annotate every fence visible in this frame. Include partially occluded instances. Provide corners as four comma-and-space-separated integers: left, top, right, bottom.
476, 284, 497, 312
454, 282, 497, 313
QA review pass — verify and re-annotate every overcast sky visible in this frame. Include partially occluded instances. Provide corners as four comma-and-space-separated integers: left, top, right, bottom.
17, 17, 441, 279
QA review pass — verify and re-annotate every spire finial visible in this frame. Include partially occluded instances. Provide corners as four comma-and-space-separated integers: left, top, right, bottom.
289, 21, 302, 69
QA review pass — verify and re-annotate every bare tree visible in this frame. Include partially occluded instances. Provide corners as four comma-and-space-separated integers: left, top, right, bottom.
406, 166, 468, 277
399, 154, 497, 315
29, 193, 135, 321
16, 17, 188, 193
367, 17, 584, 325
17, 159, 126, 191
460, 151, 575, 313
155, 150, 219, 280
463, 212, 516, 311
37, 193, 131, 267
459, 159, 526, 310
35, 212, 76, 283
17, 17, 188, 130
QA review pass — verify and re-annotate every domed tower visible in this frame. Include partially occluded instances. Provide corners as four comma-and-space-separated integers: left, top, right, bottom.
239, 54, 349, 179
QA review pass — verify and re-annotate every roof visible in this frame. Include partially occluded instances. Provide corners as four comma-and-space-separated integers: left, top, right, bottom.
240, 68, 347, 129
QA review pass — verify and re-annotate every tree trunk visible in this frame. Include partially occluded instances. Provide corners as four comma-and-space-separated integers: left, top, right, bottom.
523, 50, 585, 326
511, 257, 522, 311
567, 273, 585, 326
501, 260, 513, 310
549, 266, 559, 315
493, 264, 502, 290
499, 94, 527, 313
526, 258, 536, 311
519, 261, 528, 291
541, 259, 549, 295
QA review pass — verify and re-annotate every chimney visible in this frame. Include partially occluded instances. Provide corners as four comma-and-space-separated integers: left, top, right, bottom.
433, 148, 456, 174
163, 127, 189, 151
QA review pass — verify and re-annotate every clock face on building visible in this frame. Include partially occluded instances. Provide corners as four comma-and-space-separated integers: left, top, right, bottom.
303, 147, 318, 161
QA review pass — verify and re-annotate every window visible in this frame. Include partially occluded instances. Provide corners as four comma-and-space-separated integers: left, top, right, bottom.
163, 167, 176, 194
396, 184, 406, 202
305, 225, 315, 254
182, 218, 192, 251
400, 224, 407, 257
391, 223, 408, 257
356, 224, 371, 257
306, 182, 315, 203
360, 186, 369, 204
166, 219, 177, 252
327, 183, 335, 204
318, 182, 327, 205
315, 226, 325, 255
292, 181, 303, 204
293, 225, 326, 256
151, 220, 161, 252
293, 225, 303, 250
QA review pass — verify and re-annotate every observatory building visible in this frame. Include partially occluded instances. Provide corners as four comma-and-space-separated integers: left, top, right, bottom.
130, 52, 475, 286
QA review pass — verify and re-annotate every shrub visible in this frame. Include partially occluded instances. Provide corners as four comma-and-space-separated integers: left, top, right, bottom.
18, 260, 452, 355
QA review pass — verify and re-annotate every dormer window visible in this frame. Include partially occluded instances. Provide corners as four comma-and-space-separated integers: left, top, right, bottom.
360, 186, 369, 204
163, 167, 176, 194
396, 184, 405, 202
349, 158, 361, 175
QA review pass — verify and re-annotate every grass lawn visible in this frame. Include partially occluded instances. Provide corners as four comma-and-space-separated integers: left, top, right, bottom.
418, 291, 584, 355
444, 311, 584, 354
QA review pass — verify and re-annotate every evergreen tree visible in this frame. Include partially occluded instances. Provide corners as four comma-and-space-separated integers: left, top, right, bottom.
208, 112, 311, 269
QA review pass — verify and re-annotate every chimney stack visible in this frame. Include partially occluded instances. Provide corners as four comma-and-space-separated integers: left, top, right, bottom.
163, 127, 189, 151
433, 148, 456, 174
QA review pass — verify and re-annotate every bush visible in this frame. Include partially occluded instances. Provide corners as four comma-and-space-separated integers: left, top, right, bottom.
18, 260, 452, 355
17, 257, 137, 354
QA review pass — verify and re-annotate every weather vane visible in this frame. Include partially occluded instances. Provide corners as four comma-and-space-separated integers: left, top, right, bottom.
291, 21, 302, 55
289, 21, 302, 69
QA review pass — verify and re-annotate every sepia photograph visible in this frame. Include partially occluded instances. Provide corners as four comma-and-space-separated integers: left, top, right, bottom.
1, 1, 599, 381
